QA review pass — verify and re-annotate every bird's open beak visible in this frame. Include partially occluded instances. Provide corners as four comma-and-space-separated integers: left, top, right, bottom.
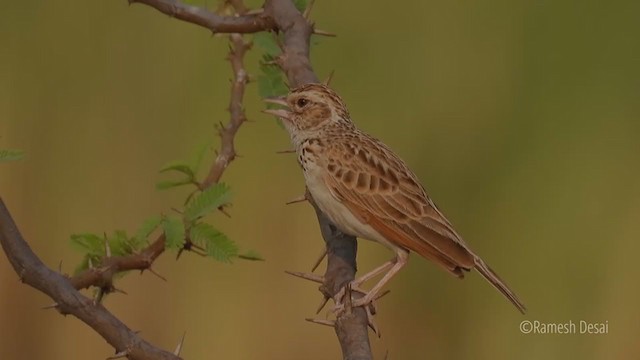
262, 97, 292, 120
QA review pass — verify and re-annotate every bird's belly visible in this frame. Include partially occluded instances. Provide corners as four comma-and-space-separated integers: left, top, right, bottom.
303, 164, 396, 250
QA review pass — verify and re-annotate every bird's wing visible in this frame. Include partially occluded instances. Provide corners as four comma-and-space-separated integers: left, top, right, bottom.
322, 135, 475, 276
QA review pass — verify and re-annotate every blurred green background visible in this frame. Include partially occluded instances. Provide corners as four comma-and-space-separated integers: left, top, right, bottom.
1, 0, 639, 359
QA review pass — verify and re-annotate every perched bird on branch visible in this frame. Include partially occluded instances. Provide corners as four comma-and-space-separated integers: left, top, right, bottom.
264, 84, 525, 314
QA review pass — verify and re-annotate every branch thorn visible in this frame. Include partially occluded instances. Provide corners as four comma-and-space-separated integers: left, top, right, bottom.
112, 287, 128, 296
311, 248, 327, 272
42, 303, 59, 310
323, 70, 335, 86
305, 317, 335, 327
313, 28, 337, 37
146, 267, 167, 282
245, 8, 264, 15
284, 270, 323, 283
315, 295, 330, 314
173, 331, 187, 356
286, 194, 308, 205
94, 288, 105, 305
303, 0, 315, 19
276, 149, 296, 154
106, 350, 129, 360
104, 233, 112, 258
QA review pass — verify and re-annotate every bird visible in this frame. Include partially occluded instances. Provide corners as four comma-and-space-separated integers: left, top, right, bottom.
263, 83, 526, 314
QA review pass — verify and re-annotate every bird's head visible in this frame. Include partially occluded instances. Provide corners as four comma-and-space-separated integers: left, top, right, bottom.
263, 83, 351, 134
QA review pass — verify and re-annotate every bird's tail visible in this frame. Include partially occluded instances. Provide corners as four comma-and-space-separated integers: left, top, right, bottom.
474, 256, 526, 314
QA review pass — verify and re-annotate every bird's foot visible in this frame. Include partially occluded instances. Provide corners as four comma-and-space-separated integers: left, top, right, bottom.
285, 270, 385, 336
330, 283, 389, 337
332, 283, 390, 315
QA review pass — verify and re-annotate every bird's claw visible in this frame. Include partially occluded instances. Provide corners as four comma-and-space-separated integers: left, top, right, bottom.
286, 268, 386, 336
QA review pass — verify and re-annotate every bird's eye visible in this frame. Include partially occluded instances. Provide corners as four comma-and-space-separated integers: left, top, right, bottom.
296, 98, 309, 108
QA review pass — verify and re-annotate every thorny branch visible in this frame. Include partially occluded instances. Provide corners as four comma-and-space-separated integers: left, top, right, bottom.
129, 0, 274, 34
0, 200, 180, 360
262, 1, 374, 358
1, 0, 374, 359
0, 4, 254, 360
201, 34, 251, 187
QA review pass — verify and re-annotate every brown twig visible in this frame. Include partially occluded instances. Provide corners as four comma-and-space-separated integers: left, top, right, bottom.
128, 0, 274, 34
70, 236, 166, 290
201, 31, 251, 187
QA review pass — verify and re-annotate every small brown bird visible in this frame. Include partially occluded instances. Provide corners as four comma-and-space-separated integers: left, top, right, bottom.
264, 83, 525, 314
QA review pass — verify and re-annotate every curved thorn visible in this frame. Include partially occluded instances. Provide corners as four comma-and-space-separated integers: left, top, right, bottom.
366, 304, 381, 338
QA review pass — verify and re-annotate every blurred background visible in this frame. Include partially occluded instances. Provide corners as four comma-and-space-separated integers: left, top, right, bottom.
1, 0, 639, 359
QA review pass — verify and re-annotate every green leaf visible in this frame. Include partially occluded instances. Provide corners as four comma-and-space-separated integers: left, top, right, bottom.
258, 60, 289, 101
253, 32, 281, 57
70, 233, 105, 274
70, 233, 104, 257
0, 149, 25, 162
258, 54, 287, 101
114, 229, 147, 256
258, 64, 288, 129
159, 161, 196, 179
190, 222, 238, 262
184, 183, 231, 221
74, 254, 101, 274
292, 0, 309, 12
238, 250, 264, 261
135, 215, 162, 243
108, 230, 135, 256
156, 178, 193, 190
162, 216, 185, 250
258, 74, 285, 100
190, 140, 212, 175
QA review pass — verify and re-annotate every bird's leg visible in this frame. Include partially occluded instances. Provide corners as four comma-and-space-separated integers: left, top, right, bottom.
332, 258, 394, 310
336, 248, 409, 311
352, 259, 395, 286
